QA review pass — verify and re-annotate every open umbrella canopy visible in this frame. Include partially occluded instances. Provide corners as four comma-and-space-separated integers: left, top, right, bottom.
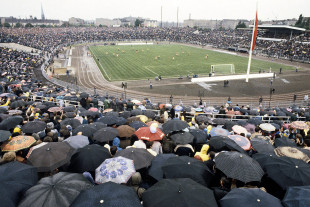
0, 130, 11, 142
264, 156, 310, 190
1, 135, 36, 152
209, 127, 230, 137
259, 123, 276, 132
63, 135, 89, 149
119, 111, 131, 119
47, 106, 63, 113
162, 119, 189, 134
208, 136, 245, 154
10, 100, 27, 109
117, 125, 135, 138
79, 111, 100, 118
72, 124, 97, 138
27, 142, 75, 172
274, 137, 297, 148
189, 129, 208, 144
79, 92, 89, 99
244, 123, 256, 134
162, 156, 214, 187
129, 121, 147, 130
70, 182, 142, 207
102, 108, 113, 113
170, 132, 195, 145
232, 125, 248, 135
0, 162, 38, 207
105, 111, 119, 117
142, 178, 218, 207
60, 118, 81, 129
116, 117, 128, 126
90, 122, 107, 130
195, 115, 211, 124
93, 127, 119, 142
115, 148, 155, 170
97, 116, 119, 126
228, 135, 251, 151
220, 188, 282, 207
282, 186, 310, 207
131, 109, 143, 116
148, 154, 178, 181
137, 115, 148, 123
290, 121, 309, 130
63, 106, 76, 112
251, 137, 275, 154
248, 118, 263, 126
213, 118, 227, 125
274, 146, 310, 163
68, 145, 111, 174
0, 115, 23, 130
95, 156, 136, 184
135, 126, 165, 142
18, 172, 93, 207
22, 120, 47, 134
214, 151, 264, 183
8, 109, 23, 115
143, 110, 156, 119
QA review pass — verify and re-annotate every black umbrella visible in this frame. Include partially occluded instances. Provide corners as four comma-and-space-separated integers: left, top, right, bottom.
236, 120, 247, 126
72, 124, 97, 138
170, 132, 194, 145
92, 127, 119, 142
79, 111, 99, 118
68, 144, 111, 174
195, 115, 211, 124
63, 106, 76, 112
189, 129, 208, 144
27, 142, 75, 172
142, 178, 218, 207
116, 117, 127, 126
105, 111, 119, 117
79, 92, 89, 99
208, 136, 245, 154
65, 112, 76, 118
10, 100, 27, 109
148, 153, 177, 181
76, 107, 86, 112
0, 130, 11, 142
60, 118, 81, 129
90, 122, 107, 130
251, 137, 275, 154
212, 118, 227, 125
97, 116, 119, 126
214, 151, 264, 183
115, 148, 155, 170
264, 156, 310, 189
162, 156, 214, 187
220, 188, 282, 207
270, 123, 281, 130
119, 111, 131, 119
0, 107, 7, 114
0, 115, 23, 130
162, 119, 189, 134
21, 120, 47, 134
70, 182, 142, 207
252, 153, 277, 171
35, 104, 47, 111
143, 110, 156, 119
282, 186, 310, 207
0, 113, 10, 122
131, 109, 143, 116
248, 118, 263, 126
129, 121, 147, 130
274, 137, 297, 148
223, 121, 236, 131
0, 162, 38, 207
18, 172, 93, 207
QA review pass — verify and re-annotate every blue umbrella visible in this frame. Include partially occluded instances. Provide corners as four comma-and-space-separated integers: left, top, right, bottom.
148, 154, 177, 181
174, 105, 183, 111
63, 135, 89, 149
282, 186, 310, 207
210, 127, 230, 137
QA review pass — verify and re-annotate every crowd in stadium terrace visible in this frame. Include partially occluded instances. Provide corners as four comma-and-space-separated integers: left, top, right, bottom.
0, 27, 310, 206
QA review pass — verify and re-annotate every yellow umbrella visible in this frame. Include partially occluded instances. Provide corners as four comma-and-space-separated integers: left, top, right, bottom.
137, 115, 148, 123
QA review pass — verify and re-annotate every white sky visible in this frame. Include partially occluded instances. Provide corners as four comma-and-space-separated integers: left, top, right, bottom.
1, 0, 310, 22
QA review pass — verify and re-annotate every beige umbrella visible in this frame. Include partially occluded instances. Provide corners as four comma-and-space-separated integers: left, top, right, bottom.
274, 146, 310, 163
259, 123, 276, 132
290, 121, 309, 130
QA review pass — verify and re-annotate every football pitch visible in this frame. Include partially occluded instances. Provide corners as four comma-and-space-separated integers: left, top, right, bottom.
89, 44, 295, 81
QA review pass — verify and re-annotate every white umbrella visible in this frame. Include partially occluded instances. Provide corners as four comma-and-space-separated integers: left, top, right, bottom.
232, 125, 248, 135
259, 123, 276, 132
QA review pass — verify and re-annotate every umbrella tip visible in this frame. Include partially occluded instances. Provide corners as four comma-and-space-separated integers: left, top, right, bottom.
296, 165, 299, 168
46, 148, 50, 151
257, 199, 260, 202
100, 200, 104, 203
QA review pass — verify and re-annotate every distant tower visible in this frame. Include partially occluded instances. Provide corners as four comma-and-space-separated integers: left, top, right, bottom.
177, 7, 179, 28
41, 3, 45, 20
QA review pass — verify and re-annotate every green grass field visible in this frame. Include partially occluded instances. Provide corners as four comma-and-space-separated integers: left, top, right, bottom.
89, 44, 295, 81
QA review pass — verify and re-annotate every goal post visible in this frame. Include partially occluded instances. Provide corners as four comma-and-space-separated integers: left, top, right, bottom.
211, 64, 235, 75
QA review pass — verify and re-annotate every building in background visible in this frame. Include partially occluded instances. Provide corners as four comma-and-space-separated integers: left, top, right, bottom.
0, 16, 61, 26
95, 18, 121, 27
68, 17, 85, 26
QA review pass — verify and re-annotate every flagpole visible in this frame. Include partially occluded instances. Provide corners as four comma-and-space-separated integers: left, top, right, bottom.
246, 3, 258, 83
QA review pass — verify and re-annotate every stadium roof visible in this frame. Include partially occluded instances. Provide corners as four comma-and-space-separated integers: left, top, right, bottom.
250, 24, 306, 31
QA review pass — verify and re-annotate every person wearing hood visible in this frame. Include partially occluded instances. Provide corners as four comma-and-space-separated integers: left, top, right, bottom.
113, 137, 123, 151
194, 144, 210, 162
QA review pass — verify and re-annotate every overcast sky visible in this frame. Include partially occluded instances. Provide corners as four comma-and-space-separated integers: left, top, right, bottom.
1, 0, 309, 22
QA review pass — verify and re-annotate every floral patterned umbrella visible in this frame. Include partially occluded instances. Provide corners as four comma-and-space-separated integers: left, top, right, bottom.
1, 136, 36, 152
290, 121, 309, 130
209, 127, 230, 137
228, 135, 251, 151
95, 156, 135, 184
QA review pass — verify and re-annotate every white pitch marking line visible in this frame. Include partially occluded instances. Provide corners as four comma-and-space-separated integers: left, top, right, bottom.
145, 66, 159, 76
89, 47, 111, 81
281, 79, 290, 83
197, 82, 217, 91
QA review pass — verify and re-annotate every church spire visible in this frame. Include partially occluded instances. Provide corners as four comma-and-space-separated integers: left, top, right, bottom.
41, 3, 45, 20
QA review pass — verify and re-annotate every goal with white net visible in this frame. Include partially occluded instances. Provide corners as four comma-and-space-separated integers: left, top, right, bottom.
210, 64, 235, 75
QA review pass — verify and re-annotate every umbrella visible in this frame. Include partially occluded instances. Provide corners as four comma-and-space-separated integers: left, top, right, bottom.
115, 148, 155, 170
116, 117, 128, 126
117, 125, 135, 138
148, 154, 177, 181
129, 121, 147, 130
252, 153, 277, 170
93, 127, 119, 142
251, 137, 275, 154
143, 110, 156, 119
60, 118, 81, 129
236, 120, 247, 126
131, 109, 143, 116
189, 129, 208, 144
63, 106, 76, 112
1, 135, 36, 152
208, 136, 245, 153
0, 130, 11, 142
95, 156, 136, 184
18, 172, 93, 207
291, 121, 309, 130
162, 119, 189, 134
244, 123, 256, 134
0, 115, 23, 130
142, 178, 217, 207
0, 162, 38, 207
69, 145, 111, 174
127, 116, 141, 124
209, 127, 230, 137
10, 100, 27, 109
0, 107, 8, 114
223, 121, 236, 131
22, 120, 47, 134
195, 115, 210, 124
48, 106, 63, 113
282, 186, 310, 207
63, 135, 90, 149
248, 118, 263, 126
79, 92, 89, 99
105, 111, 119, 117
90, 122, 107, 130
102, 108, 113, 113
220, 188, 282, 207
8, 109, 23, 115
70, 182, 142, 207
228, 135, 251, 151
35, 104, 47, 111
119, 111, 131, 119
274, 137, 297, 148
27, 142, 75, 172
137, 115, 148, 123
170, 132, 194, 145
214, 151, 264, 183
79, 111, 99, 118
65, 112, 76, 118
135, 126, 165, 142
162, 156, 214, 187
72, 124, 97, 137
264, 156, 310, 189
232, 125, 248, 135
88, 107, 98, 112
213, 118, 227, 125
270, 123, 281, 130
174, 105, 183, 111
274, 146, 310, 163
97, 116, 119, 125
259, 123, 276, 132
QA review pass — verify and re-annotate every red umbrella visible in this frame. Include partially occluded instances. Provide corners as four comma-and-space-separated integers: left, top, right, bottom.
228, 135, 251, 151
135, 127, 165, 142
88, 107, 98, 112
